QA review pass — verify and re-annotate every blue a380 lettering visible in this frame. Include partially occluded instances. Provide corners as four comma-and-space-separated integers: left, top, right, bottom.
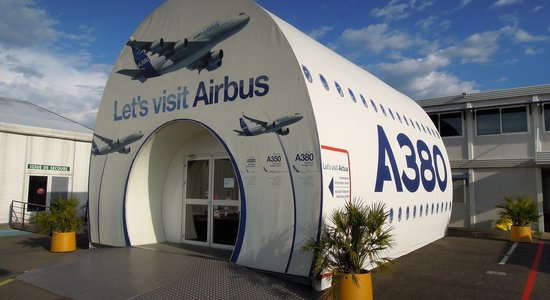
375, 125, 448, 193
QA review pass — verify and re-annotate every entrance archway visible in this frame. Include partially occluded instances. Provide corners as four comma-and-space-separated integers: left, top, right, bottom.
125, 120, 242, 252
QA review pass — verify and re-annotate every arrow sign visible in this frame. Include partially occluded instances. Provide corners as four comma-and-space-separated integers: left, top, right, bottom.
329, 177, 334, 197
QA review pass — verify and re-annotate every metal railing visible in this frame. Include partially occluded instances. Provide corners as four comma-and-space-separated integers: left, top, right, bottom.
9, 200, 49, 232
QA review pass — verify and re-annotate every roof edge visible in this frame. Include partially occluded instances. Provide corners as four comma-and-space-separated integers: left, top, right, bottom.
0, 122, 93, 142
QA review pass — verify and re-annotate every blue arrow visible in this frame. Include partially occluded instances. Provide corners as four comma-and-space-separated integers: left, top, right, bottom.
329, 177, 334, 197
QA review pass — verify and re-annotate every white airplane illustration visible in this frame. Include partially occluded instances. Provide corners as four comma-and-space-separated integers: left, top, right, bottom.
117, 12, 250, 82
92, 131, 144, 155
234, 113, 303, 136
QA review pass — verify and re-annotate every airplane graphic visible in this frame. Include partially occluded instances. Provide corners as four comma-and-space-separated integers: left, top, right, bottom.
92, 131, 144, 155
117, 12, 250, 82
234, 113, 303, 136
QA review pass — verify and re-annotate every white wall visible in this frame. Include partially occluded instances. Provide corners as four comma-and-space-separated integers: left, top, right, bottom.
473, 167, 538, 228
0, 132, 27, 223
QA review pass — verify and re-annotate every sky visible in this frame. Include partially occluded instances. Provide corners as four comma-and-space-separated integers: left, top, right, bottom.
0, 0, 549, 128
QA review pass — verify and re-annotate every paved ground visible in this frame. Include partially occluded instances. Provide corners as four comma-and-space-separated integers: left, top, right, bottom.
0, 228, 548, 299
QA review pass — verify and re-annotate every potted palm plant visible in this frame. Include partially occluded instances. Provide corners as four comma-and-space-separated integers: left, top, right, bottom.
303, 199, 394, 300
33, 197, 83, 252
496, 196, 539, 243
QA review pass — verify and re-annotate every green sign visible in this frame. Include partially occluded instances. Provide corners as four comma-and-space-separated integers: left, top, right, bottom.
27, 164, 70, 172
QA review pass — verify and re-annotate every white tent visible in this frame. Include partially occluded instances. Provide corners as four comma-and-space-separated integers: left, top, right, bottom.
90, 0, 451, 278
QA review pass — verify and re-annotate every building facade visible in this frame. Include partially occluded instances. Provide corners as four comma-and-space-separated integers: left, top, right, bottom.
418, 85, 550, 232
0, 97, 92, 224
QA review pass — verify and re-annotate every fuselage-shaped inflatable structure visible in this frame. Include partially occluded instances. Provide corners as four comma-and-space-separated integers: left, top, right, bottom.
89, 0, 452, 278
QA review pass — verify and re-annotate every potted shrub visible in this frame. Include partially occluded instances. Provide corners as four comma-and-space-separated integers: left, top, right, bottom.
303, 199, 394, 300
496, 196, 539, 243
33, 197, 83, 252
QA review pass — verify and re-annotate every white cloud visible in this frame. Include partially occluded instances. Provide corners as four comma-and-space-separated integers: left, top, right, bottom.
336, 24, 418, 56
416, 16, 438, 31
371, 0, 410, 21
491, 0, 523, 8
0, 47, 108, 129
458, 0, 473, 9
0, 0, 106, 128
0, 0, 59, 48
371, 0, 434, 21
443, 29, 503, 63
307, 26, 333, 40
373, 53, 477, 98
524, 47, 543, 55
511, 29, 546, 42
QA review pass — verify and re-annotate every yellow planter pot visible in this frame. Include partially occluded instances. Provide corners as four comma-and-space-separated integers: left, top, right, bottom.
50, 231, 77, 252
510, 225, 532, 243
334, 272, 373, 300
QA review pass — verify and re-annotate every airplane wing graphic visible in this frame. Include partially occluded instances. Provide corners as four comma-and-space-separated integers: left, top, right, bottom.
117, 69, 143, 78
242, 114, 269, 128
93, 133, 113, 145
127, 39, 177, 57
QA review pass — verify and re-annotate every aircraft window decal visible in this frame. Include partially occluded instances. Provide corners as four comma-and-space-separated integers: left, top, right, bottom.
406, 206, 410, 220
426, 204, 429, 215
388, 108, 395, 120
302, 65, 312, 83
396, 112, 402, 123
348, 89, 357, 102
431, 203, 434, 215
413, 205, 417, 218
398, 207, 402, 222
420, 205, 423, 217
415, 121, 421, 131
403, 115, 409, 126
410, 118, 415, 129
370, 99, 378, 112
380, 104, 387, 116
360, 94, 367, 108
320, 74, 329, 91
335, 82, 344, 97
389, 208, 394, 223
361, 97, 368, 108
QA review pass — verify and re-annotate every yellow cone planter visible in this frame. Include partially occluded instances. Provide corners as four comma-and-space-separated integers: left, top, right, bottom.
336, 272, 373, 300
510, 225, 532, 243
50, 231, 77, 252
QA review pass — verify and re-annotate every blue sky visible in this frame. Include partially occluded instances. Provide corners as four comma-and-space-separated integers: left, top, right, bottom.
0, 0, 548, 128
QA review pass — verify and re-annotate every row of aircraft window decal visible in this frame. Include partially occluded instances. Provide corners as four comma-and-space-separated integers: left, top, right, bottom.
388, 201, 452, 224
301, 65, 442, 140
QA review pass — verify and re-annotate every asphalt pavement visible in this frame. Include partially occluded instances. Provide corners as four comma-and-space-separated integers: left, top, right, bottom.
0, 228, 548, 299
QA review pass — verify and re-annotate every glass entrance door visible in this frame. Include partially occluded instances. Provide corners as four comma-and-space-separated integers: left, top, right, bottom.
183, 156, 240, 249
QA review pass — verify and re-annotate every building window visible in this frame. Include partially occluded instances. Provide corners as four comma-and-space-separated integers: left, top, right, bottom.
544, 104, 550, 131
476, 106, 527, 135
430, 112, 463, 137
501, 106, 528, 133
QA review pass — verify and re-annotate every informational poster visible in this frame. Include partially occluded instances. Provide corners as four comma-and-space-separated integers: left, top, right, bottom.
321, 145, 351, 202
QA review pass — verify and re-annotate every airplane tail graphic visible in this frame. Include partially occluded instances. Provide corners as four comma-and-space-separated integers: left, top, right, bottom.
233, 117, 252, 136
129, 44, 150, 71
120, 40, 160, 81
239, 117, 251, 135
91, 140, 99, 155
